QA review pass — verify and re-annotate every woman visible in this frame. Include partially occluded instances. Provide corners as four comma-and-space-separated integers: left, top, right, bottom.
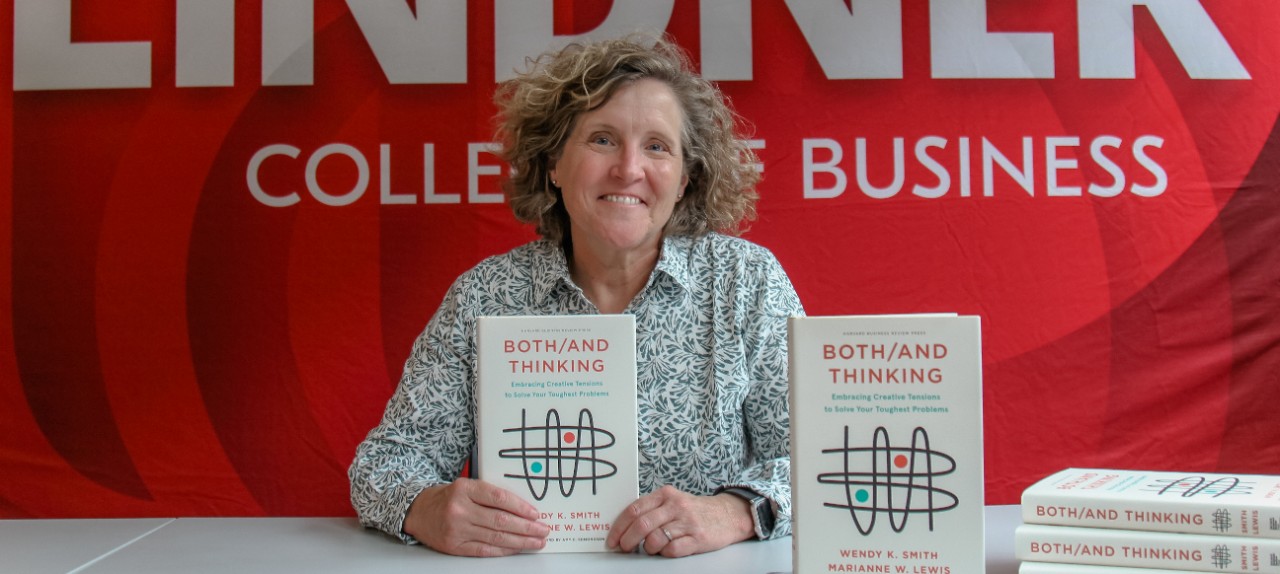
349, 36, 803, 558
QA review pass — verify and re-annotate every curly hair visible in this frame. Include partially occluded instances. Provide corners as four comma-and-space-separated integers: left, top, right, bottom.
494, 35, 761, 244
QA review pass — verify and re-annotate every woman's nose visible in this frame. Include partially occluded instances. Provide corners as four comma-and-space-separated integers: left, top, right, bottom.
610, 145, 645, 182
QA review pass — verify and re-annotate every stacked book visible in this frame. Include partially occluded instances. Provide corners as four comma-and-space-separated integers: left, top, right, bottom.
1015, 468, 1280, 573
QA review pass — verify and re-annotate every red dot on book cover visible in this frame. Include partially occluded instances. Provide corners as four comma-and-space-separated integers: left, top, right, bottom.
894, 455, 908, 468
564, 432, 576, 444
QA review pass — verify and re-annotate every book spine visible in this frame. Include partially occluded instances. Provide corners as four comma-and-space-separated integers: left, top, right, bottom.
787, 316, 804, 573
1020, 561, 1209, 574
1022, 472, 1280, 539
1015, 524, 1280, 573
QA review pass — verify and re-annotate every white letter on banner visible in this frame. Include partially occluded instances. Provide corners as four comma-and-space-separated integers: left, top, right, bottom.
263, 0, 314, 86
914, 137, 951, 199
1046, 137, 1082, 197
348, 0, 467, 84
248, 145, 303, 207
494, 0, 674, 82
983, 137, 1035, 197
855, 138, 905, 199
803, 139, 847, 199
1079, 0, 1249, 79
700, 0, 753, 80
469, 143, 505, 204
379, 144, 415, 205
930, 0, 1054, 78
1131, 136, 1167, 197
177, 0, 234, 87
746, 140, 766, 174
13, 0, 151, 90
783, 0, 901, 79
307, 144, 370, 206
422, 144, 461, 204
1088, 136, 1126, 198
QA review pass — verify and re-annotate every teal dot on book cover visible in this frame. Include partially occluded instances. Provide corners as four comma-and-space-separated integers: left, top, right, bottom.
531, 462, 543, 473
855, 489, 869, 503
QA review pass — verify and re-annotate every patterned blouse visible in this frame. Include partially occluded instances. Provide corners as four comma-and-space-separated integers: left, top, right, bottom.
349, 232, 804, 542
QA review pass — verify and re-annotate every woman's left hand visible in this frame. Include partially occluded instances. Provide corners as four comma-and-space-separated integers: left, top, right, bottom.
606, 485, 756, 557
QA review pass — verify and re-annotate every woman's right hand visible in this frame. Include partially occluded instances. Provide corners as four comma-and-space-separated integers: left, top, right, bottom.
402, 477, 551, 557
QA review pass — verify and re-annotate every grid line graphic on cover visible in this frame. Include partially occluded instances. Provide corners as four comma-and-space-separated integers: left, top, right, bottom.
1147, 476, 1251, 497
499, 407, 619, 501
819, 424, 960, 534
1146, 475, 1253, 535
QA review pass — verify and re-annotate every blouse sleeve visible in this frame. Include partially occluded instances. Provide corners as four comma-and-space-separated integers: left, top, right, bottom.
722, 248, 805, 539
347, 279, 480, 543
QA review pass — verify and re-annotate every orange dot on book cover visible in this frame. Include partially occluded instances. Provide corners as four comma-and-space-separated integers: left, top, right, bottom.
894, 455, 908, 468
564, 432, 576, 444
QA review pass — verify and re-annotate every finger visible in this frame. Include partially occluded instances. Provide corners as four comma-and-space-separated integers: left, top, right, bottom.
453, 535, 534, 558
450, 536, 525, 558
641, 526, 672, 556
463, 478, 542, 521
607, 500, 654, 550
607, 488, 674, 549
457, 544, 523, 558
658, 523, 708, 558
406, 481, 551, 557
659, 534, 693, 558
437, 510, 549, 557
478, 503, 552, 539
460, 524, 549, 554
615, 506, 678, 552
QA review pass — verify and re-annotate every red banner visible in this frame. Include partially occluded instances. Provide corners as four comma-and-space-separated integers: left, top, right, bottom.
2, 1, 1277, 518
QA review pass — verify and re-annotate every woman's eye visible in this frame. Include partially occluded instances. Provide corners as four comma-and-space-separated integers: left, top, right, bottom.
592, 135, 612, 146
647, 142, 669, 153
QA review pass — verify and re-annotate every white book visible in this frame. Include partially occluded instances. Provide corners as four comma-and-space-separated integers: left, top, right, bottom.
476, 314, 638, 553
1021, 561, 1209, 573
1022, 468, 1280, 538
789, 314, 985, 574
1015, 523, 1280, 573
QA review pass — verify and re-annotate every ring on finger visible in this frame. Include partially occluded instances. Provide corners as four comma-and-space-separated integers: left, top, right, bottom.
661, 527, 674, 542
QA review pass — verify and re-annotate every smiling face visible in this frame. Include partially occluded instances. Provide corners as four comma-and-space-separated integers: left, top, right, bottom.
550, 78, 689, 259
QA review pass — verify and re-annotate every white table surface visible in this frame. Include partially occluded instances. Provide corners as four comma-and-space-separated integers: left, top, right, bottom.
0, 518, 173, 574
4, 505, 1023, 573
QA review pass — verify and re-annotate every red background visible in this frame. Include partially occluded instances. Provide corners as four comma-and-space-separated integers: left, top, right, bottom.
2, 1, 1277, 518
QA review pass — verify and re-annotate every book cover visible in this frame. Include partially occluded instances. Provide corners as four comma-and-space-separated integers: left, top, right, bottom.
1021, 561, 1212, 574
1022, 468, 1280, 539
1015, 523, 1280, 573
789, 314, 985, 574
476, 314, 638, 553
